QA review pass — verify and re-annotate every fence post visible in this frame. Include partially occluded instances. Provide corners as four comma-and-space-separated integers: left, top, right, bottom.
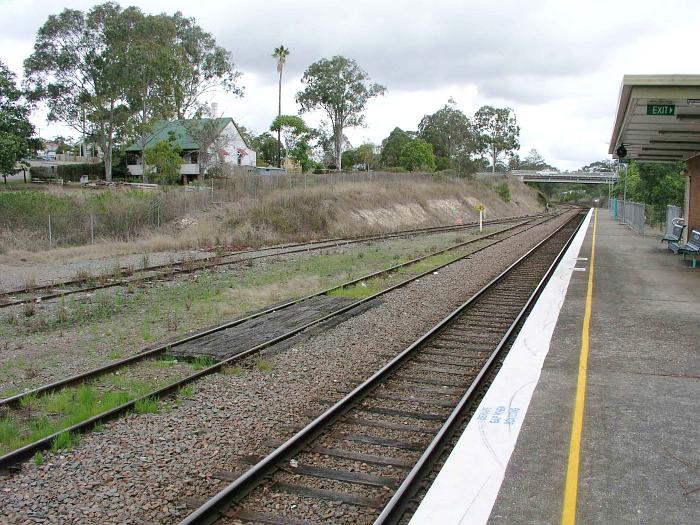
48, 214, 52, 248
90, 214, 94, 244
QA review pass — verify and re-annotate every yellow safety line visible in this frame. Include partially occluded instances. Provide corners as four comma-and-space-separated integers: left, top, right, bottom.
561, 208, 597, 525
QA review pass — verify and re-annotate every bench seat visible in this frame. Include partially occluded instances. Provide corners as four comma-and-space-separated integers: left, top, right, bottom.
675, 229, 700, 268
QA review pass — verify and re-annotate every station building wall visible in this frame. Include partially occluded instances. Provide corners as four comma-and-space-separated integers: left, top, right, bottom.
686, 156, 700, 235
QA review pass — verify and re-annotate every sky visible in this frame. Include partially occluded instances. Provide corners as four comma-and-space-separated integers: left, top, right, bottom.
1, 0, 699, 170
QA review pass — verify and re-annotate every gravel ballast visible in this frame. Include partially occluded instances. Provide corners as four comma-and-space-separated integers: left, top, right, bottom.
0, 212, 575, 524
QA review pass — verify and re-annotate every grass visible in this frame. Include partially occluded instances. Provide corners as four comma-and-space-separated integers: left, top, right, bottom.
0, 376, 165, 455
178, 384, 194, 398
255, 359, 274, 373
134, 396, 159, 414
191, 356, 215, 370
33, 451, 44, 466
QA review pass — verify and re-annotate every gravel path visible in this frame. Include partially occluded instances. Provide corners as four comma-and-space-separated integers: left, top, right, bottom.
0, 212, 575, 524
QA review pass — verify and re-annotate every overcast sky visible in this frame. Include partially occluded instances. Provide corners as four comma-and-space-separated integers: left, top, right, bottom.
1, 0, 699, 170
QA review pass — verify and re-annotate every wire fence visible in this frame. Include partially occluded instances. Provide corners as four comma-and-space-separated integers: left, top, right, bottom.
208, 170, 457, 203
610, 199, 684, 236
1, 171, 464, 250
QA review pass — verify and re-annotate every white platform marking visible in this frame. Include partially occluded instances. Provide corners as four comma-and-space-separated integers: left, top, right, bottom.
409, 209, 593, 525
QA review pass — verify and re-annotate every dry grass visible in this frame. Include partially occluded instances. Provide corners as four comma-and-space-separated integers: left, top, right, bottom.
0, 177, 541, 267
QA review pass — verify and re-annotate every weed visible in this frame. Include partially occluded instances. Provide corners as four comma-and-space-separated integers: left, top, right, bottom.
141, 253, 150, 270
33, 451, 44, 466
255, 359, 273, 372
178, 384, 194, 398
185, 292, 193, 312
134, 396, 159, 414
24, 277, 37, 292
107, 350, 124, 360
20, 393, 38, 411
496, 182, 511, 202
222, 366, 245, 377
56, 304, 69, 324
74, 269, 92, 283
166, 311, 178, 331
22, 301, 36, 317
191, 356, 214, 371
50, 431, 79, 452
93, 421, 104, 432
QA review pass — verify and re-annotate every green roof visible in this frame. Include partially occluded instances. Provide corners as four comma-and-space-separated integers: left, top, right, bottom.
126, 118, 235, 152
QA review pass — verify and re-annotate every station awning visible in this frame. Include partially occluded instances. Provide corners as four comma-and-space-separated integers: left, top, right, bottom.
609, 75, 700, 162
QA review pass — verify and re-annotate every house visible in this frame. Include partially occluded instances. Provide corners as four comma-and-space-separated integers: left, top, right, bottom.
125, 118, 256, 181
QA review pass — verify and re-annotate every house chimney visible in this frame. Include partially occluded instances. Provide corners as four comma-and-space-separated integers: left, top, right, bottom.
211, 102, 219, 116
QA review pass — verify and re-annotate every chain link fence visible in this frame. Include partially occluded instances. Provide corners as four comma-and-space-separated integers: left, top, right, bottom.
610, 199, 684, 237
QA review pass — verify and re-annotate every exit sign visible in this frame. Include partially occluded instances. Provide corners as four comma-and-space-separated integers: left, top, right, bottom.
647, 104, 675, 116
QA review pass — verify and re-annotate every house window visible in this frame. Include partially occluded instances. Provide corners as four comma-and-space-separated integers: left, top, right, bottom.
237, 152, 242, 166
190, 152, 198, 164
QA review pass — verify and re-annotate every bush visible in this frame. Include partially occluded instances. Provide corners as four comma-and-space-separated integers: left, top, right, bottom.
381, 166, 408, 173
30, 163, 104, 182
432, 169, 458, 182
495, 182, 511, 202
242, 193, 335, 236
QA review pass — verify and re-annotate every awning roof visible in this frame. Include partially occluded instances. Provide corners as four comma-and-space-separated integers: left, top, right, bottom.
609, 75, 700, 162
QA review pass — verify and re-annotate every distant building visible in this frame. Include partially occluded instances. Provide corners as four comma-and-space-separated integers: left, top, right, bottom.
126, 118, 256, 181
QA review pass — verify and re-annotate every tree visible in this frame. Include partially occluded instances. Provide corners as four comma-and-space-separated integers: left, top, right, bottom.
511, 148, 557, 171
296, 56, 385, 170
170, 12, 242, 118
357, 143, 378, 171
272, 45, 290, 168
24, 3, 133, 181
252, 132, 280, 166
144, 133, 183, 184
24, 4, 242, 182
473, 106, 520, 172
184, 115, 234, 178
418, 99, 474, 173
380, 127, 413, 167
581, 159, 616, 172
270, 115, 308, 160
0, 61, 35, 183
399, 139, 436, 172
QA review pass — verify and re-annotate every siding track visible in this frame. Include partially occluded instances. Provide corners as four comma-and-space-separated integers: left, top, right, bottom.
178, 211, 586, 525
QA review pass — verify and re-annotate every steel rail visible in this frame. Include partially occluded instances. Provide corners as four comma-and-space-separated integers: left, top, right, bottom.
177, 211, 585, 525
0, 214, 562, 469
0, 215, 543, 409
0, 214, 540, 307
374, 211, 585, 524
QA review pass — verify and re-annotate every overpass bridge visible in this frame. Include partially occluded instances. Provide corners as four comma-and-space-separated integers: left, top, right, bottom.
512, 170, 618, 184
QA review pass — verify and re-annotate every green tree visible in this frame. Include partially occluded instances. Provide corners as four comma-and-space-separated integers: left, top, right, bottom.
511, 148, 557, 171
357, 143, 378, 171
272, 45, 290, 167
270, 115, 308, 162
399, 138, 436, 172
418, 99, 474, 173
169, 12, 242, 118
473, 106, 520, 172
252, 132, 280, 166
144, 134, 183, 184
0, 61, 35, 183
341, 148, 359, 169
296, 56, 385, 170
24, 3, 131, 181
380, 127, 413, 167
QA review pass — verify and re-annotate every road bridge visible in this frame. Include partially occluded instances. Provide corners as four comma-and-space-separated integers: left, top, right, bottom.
512, 170, 618, 184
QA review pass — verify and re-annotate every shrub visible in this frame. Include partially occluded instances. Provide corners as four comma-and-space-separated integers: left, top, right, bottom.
495, 182, 511, 202
381, 166, 408, 173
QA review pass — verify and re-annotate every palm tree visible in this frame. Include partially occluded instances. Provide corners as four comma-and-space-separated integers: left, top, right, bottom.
272, 45, 290, 168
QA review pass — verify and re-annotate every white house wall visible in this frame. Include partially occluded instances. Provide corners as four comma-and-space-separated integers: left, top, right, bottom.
219, 122, 256, 167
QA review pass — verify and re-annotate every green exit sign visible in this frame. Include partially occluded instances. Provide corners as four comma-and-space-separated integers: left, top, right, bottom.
647, 104, 675, 116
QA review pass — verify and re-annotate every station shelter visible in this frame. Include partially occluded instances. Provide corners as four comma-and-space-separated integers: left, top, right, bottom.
609, 74, 700, 234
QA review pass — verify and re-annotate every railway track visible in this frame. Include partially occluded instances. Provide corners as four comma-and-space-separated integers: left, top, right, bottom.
0, 212, 564, 470
178, 210, 586, 525
0, 214, 540, 309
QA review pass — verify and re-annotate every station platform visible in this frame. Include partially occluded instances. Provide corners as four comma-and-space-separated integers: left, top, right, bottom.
411, 209, 699, 524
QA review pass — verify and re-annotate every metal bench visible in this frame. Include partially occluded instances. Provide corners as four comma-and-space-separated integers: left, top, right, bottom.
661, 218, 685, 250
673, 229, 700, 268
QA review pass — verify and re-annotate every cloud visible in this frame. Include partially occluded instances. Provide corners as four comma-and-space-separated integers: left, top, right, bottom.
2, 0, 700, 169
